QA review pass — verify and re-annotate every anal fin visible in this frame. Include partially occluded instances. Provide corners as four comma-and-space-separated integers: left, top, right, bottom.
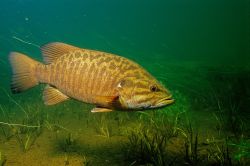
91, 107, 114, 113
43, 85, 69, 105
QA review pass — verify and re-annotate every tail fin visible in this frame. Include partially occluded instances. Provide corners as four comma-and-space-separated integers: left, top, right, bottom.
9, 52, 41, 93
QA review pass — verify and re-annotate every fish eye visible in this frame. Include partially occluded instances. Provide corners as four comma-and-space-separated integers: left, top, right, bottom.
150, 85, 158, 92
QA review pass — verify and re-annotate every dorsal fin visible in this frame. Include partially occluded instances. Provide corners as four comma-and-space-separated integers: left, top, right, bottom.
41, 42, 80, 64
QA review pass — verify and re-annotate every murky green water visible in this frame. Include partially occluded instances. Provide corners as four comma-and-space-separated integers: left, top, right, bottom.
0, 0, 249, 165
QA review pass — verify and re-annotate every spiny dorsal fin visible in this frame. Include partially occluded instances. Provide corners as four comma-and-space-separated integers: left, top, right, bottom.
41, 42, 80, 64
43, 85, 69, 105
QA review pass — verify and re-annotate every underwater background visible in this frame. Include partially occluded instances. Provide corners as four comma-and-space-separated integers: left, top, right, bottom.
0, 0, 249, 165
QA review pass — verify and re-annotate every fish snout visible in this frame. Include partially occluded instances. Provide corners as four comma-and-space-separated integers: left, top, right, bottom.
155, 96, 174, 107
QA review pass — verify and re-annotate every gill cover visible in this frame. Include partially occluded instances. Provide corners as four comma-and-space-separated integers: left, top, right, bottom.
115, 77, 135, 109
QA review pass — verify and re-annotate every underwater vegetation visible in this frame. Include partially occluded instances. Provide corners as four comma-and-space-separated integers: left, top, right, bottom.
183, 121, 199, 165
123, 115, 250, 166
0, 65, 249, 165
124, 114, 178, 165
121, 86, 250, 166
0, 103, 43, 152
92, 114, 112, 138
0, 151, 6, 166
206, 69, 250, 136
206, 139, 233, 166
0, 0, 248, 164
55, 133, 79, 153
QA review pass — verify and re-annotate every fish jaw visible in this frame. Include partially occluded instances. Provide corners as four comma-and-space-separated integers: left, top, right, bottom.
151, 96, 174, 108
118, 95, 174, 110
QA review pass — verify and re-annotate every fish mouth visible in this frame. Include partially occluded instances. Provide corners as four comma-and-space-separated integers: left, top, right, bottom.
155, 96, 174, 107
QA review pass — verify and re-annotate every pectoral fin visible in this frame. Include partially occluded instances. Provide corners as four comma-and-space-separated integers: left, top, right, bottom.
95, 95, 119, 104
43, 85, 69, 105
91, 107, 114, 113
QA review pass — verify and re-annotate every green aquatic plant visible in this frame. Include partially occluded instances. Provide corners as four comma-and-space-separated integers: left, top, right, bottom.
64, 153, 70, 166
0, 122, 40, 141
79, 153, 91, 166
43, 116, 70, 134
0, 125, 11, 141
56, 133, 79, 153
207, 71, 248, 140
137, 111, 180, 138
98, 125, 110, 138
213, 113, 224, 137
125, 125, 168, 165
228, 138, 250, 164
12, 105, 44, 152
63, 151, 91, 166
213, 103, 245, 140
94, 115, 112, 138
124, 113, 179, 166
0, 105, 16, 141
0, 103, 42, 152
0, 99, 73, 152
164, 111, 187, 138
2, 89, 29, 118
206, 137, 233, 166
0, 151, 6, 166
184, 122, 199, 165
114, 112, 130, 127
13, 124, 41, 152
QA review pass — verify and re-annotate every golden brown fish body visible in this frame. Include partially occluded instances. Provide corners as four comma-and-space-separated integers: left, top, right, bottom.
9, 42, 174, 112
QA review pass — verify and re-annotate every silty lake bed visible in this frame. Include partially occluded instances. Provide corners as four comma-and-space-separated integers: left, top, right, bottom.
0, 0, 249, 165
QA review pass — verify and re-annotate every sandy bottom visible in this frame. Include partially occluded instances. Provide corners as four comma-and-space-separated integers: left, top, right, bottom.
0, 99, 249, 166
0, 107, 132, 166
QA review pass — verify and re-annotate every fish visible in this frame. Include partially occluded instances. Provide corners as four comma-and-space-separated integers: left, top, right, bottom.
9, 42, 174, 112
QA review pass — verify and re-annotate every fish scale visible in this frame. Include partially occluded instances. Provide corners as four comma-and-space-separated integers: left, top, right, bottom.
9, 42, 174, 112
